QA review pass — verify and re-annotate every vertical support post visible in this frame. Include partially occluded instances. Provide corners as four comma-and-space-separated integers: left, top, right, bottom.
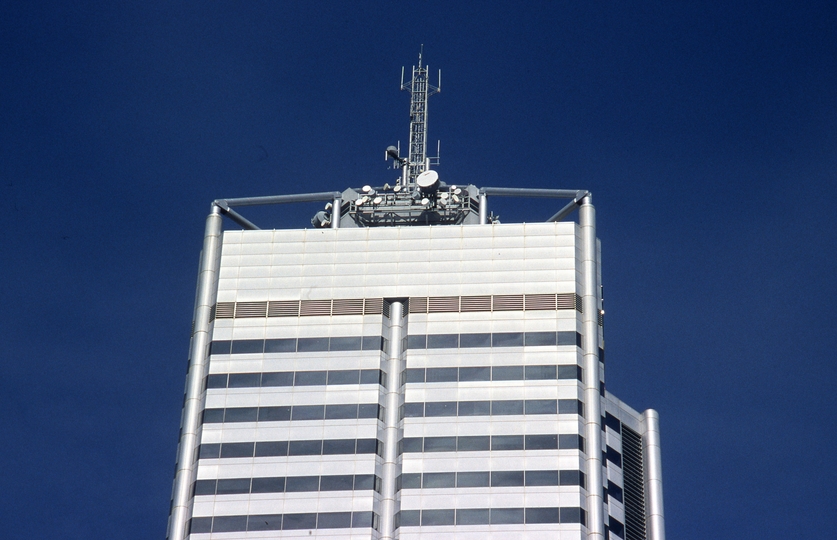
479, 192, 488, 224
331, 195, 342, 229
379, 300, 407, 539
579, 194, 605, 540
167, 205, 223, 540
643, 409, 666, 540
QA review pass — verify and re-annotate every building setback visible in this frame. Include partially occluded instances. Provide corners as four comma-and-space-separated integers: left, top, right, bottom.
167, 55, 665, 540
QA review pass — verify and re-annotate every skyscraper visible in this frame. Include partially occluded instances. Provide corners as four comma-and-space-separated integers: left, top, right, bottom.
167, 54, 665, 540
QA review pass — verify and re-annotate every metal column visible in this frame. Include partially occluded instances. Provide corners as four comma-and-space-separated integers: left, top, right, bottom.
167, 205, 223, 540
643, 409, 666, 540
331, 195, 342, 229
479, 192, 488, 224
579, 195, 605, 540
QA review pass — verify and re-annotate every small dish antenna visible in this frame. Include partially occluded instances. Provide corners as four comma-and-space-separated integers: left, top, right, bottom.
416, 170, 439, 191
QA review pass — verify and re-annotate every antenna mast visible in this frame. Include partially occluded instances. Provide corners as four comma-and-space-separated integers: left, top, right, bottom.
400, 46, 440, 187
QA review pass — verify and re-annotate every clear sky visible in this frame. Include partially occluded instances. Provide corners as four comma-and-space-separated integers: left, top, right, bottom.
1, 1, 835, 538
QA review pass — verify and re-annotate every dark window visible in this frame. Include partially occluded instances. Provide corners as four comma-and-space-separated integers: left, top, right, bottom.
524, 331, 557, 346
228, 373, 260, 388
216, 478, 250, 495
425, 401, 457, 417
426, 367, 457, 382
525, 470, 559, 486
220, 442, 254, 458
351, 511, 375, 528
254, 441, 287, 457
296, 337, 329, 352
525, 365, 557, 380
558, 399, 583, 415
606, 446, 622, 467
401, 473, 421, 489
526, 399, 558, 414
492, 400, 524, 415
458, 401, 490, 416
359, 369, 380, 384
459, 333, 491, 348
492, 435, 524, 451
231, 340, 263, 354
328, 370, 360, 385
607, 480, 623, 502
399, 510, 420, 527
209, 340, 231, 355
492, 366, 524, 380
491, 470, 524, 487
491, 508, 525, 524
264, 338, 295, 353
525, 434, 558, 450
294, 371, 327, 386
423, 472, 455, 488
251, 477, 285, 493
285, 476, 319, 492
189, 517, 212, 534
322, 439, 355, 455
422, 509, 455, 526
560, 507, 585, 525
458, 436, 490, 451
405, 369, 425, 383
353, 474, 375, 490
202, 408, 224, 424
329, 336, 362, 351
358, 403, 381, 419
355, 438, 378, 454
559, 434, 583, 450
259, 406, 291, 422
213, 515, 247, 532
459, 366, 491, 381
288, 440, 321, 455
406, 335, 426, 349
556, 331, 577, 346
526, 507, 560, 524
556, 365, 579, 380
361, 335, 383, 350
403, 403, 424, 417
193, 479, 216, 495
325, 404, 357, 420
427, 334, 458, 349
560, 470, 583, 486
604, 412, 622, 433
492, 332, 524, 347
423, 436, 456, 452
206, 374, 228, 388
457, 508, 489, 525
457, 471, 490, 487
609, 516, 625, 538
402, 438, 422, 453
317, 512, 351, 529
247, 514, 282, 531
225, 407, 258, 423
320, 475, 354, 491
283, 513, 316, 530
260, 371, 294, 387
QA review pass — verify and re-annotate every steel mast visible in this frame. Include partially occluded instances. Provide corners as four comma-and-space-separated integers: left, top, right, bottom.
400, 47, 440, 187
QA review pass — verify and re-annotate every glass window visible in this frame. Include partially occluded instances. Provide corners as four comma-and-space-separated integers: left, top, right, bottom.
525, 365, 556, 380
423, 436, 456, 452
457, 508, 489, 525
458, 401, 490, 416
247, 514, 282, 531
285, 476, 319, 492
198, 443, 220, 459
459, 366, 491, 381
401, 438, 422, 453
320, 475, 354, 491
294, 371, 327, 386
259, 406, 291, 422
231, 339, 263, 354
355, 438, 378, 454
426, 367, 457, 382
559, 470, 582, 486
351, 511, 374, 528
328, 370, 360, 385
360, 369, 380, 384
491, 470, 524, 486
353, 474, 375, 490
209, 340, 231, 355
322, 439, 354, 455
400, 473, 421, 489
526, 399, 557, 414
228, 373, 260, 388
193, 479, 216, 495
405, 368, 425, 383
491, 435, 524, 451
362, 335, 383, 350
206, 374, 228, 389
556, 365, 578, 380
457, 436, 490, 451
459, 333, 491, 348
317, 512, 351, 529
606, 446, 622, 467
251, 477, 285, 493
220, 442, 254, 458
604, 412, 622, 433
283, 513, 317, 530
427, 334, 458, 349
457, 471, 490, 487
423, 472, 455, 488
264, 338, 295, 353
525, 434, 558, 450
492, 332, 524, 347
559, 507, 585, 525
422, 509, 455, 526
399, 510, 420, 527
189, 517, 212, 534
526, 507, 559, 524
260, 371, 294, 387
558, 434, 583, 450
524, 331, 557, 346
425, 401, 457, 417
328, 336, 362, 351
556, 331, 577, 346
254, 441, 287, 457
559, 399, 582, 415
609, 516, 625, 537
296, 337, 329, 352
292, 405, 324, 421
202, 408, 224, 424
492, 400, 524, 415
325, 404, 357, 420
224, 407, 258, 422
213, 515, 247, 533
607, 480, 623, 502
525, 470, 559, 486
492, 366, 523, 380
358, 403, 380, 419
288, 440, 321, 456
491, 508, 524, 524
403, 403, 424, 417
216, 478, 251, 495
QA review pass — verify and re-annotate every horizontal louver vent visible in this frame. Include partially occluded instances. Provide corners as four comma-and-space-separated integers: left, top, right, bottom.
214, 302, 235, 319
235, 301, 267, 318
525, 294, 557, 311
428, 296, 459, 313
460, 295, 491, 312
363, 298, 383, 315
493, 294, 524, 311
409, 297, 428, 313
557, 293, 576, 310
300, 299, 331, 316
622, 425, 647, 540
333, 298, 364, 316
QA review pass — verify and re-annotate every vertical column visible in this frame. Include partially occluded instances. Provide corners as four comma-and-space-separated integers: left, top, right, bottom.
479, 192, 488, 224
579, 195, 605, 539
642, 409, 666, 540
379, 300, 407, 539
331, 195, 342, 229
167, 205, 223, 540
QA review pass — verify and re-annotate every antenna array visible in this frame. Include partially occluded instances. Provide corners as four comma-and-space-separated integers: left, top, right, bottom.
400, 48, 440, 187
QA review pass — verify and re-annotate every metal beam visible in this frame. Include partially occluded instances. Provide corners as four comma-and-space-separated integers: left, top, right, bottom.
217, 191, 342, 207
479, 187, 587, 199
214, 200, 261, 230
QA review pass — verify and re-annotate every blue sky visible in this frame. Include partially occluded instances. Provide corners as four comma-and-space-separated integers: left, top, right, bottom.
1, 1, 835, 538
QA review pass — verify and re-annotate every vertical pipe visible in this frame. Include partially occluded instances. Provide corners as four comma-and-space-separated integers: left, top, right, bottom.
379, 300, 406, 539
331, 196, 341, 229
579, 195, 605, 540
479, 193, 488, 224
167, 205, 223, 540
643, 409, 666, 540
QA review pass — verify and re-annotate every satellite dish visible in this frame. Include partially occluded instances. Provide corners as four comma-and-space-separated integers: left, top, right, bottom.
420, 198, 430, 206
452, 195, 460, 203
393, 185, 402, 193
362, 185, 372, 193
416, 170, 439, 191
373, 196, 383, 205
386, 146, 400, 160
453, 188, 461, 195
439, 192, 449, 200
357, 196, 368, 206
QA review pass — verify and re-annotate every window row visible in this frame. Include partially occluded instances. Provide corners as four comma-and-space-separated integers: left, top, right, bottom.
198, 438, 384, 460
395, 507, 586, 528
402, 399, 583, 419
401, 434, 585, 454
405, 364, 583, 384
209, 335, 384, 355
193, 474, 382, 497
397, 469, 586, 490
202, 403, 384, 424
189, 511, 379, 534
206, 369, 385, 390
407, 331, 581, 350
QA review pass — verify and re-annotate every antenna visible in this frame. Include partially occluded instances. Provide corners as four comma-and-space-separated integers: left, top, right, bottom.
399, 46, 440, 188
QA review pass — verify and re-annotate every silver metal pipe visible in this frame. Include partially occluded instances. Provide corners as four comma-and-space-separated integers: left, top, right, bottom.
214, 201, 260, 230
218, 191, 342, 207
330, 196, 341, 229
479, 187, 585, 199
579, 194, 605, 540
547, 199, 581, 222
643, 409, 666, 540
479, 193, 488, 224
167, 205, 224, 540
379, 300, 406, 539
